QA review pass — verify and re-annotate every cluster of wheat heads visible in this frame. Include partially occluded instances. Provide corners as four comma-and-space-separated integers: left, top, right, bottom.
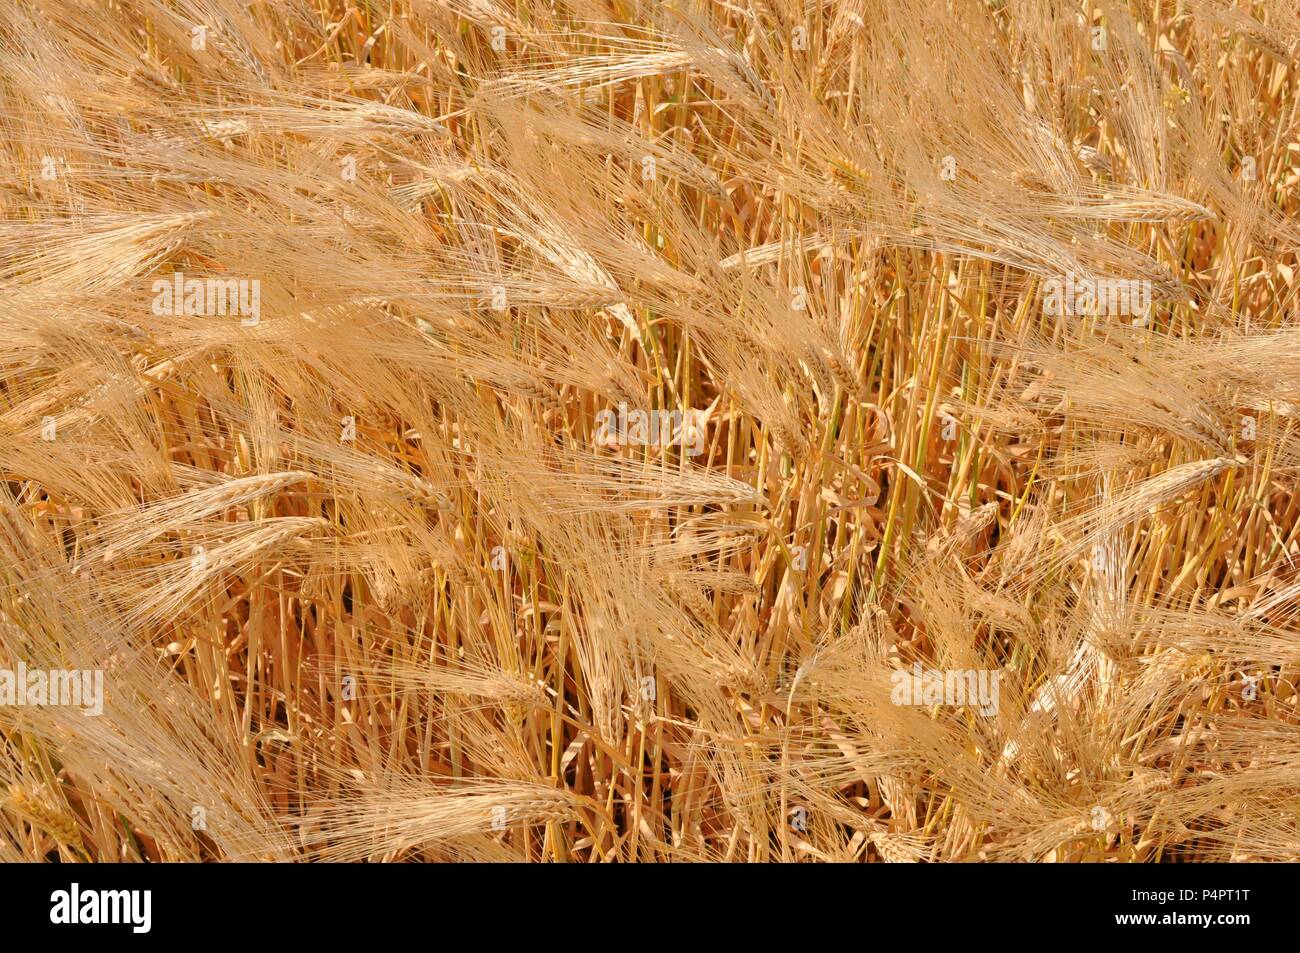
0, 0, 1297, 863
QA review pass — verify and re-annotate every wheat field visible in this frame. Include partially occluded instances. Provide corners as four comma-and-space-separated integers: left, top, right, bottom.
0, 0, 1297, 863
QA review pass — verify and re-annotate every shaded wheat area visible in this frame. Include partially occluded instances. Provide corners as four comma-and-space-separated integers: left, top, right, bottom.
0, 0, 1297, 862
